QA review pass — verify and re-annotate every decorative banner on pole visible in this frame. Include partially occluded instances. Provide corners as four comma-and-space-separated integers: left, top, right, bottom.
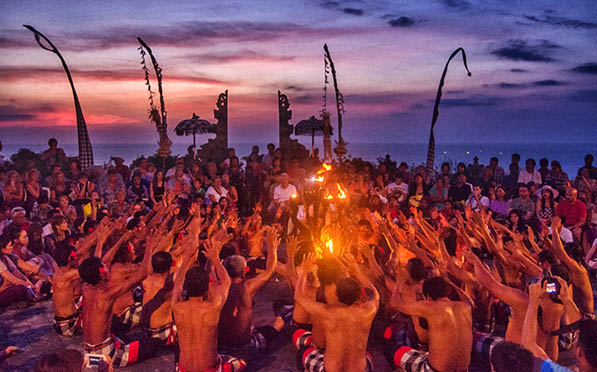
323, 44, 347, 159
23, 25, 94, 169
137, 36, 172, 159
425, 48, 472, 176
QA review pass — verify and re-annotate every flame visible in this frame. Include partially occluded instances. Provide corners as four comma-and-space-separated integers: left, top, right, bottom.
291, 193, 298, 199
316, 163, 333, 175
325, 239, 334, 254
336, 183, 347, 199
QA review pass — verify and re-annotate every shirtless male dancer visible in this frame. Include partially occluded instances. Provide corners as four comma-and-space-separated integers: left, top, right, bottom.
52, 245, 82, 336
218, 226, 282, 352
141, 251, 176, 345
389, 276, 472, 372
294, 254, 379, 372
172, 229, 246, 372
78, 235, 160, 367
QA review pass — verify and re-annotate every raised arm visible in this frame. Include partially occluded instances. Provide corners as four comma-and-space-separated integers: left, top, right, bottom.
106, 238, 153, 300
466, 251, 528, 309
521, 282, 550, 360
246, 226, 279, 297
294, 255, 331, 319
204, 231, 231, 306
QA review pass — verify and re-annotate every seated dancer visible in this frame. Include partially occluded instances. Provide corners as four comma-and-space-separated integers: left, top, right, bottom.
141, 251, 176, 345
78, 231, 160, 368
172, 228, 246, 372
51, 245, 82, 336
51, 228, 100, 336
383, 258, 430, 353
218, 226, 284, 352
388, 276, 472, 372
294, 253, 379, 372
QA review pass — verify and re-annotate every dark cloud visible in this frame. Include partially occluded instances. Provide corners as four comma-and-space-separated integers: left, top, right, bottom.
493, 80, 565, 89
293, 94, 317, 103
388, 17, 415, 28
439, 96, 503, 107
498, 82, 526, 89
510, 68, 528, 73
567, 90, 597, 103
570, 63, 597, 75
186, 50, 295, 64
0, 105, 35, 121
284, 85, 306, 92
533, 79, 565, 86
439, 0, 470, 10
490, 39, 560, 62
343, 8, 364, 16
3, 21, 367, 52
320, 1, 340, 9
523, 15, 597, 29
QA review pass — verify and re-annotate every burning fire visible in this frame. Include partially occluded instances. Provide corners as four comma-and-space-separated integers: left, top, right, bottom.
324, 183, 347, 200
336, 183, 347, 199
325, 239, 334, 254
290, 193, 298, 199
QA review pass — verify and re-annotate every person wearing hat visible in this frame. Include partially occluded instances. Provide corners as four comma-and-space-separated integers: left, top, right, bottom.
536, 185, 559, 227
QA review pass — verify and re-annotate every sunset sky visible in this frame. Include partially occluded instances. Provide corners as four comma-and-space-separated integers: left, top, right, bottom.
1, 0, 596, 146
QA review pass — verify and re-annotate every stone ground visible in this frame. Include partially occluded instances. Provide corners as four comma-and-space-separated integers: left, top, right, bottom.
3, 273, 596, 372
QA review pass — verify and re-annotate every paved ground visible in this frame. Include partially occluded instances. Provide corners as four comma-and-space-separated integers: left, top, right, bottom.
1, 278, 393, 372
3, 273, 596, 372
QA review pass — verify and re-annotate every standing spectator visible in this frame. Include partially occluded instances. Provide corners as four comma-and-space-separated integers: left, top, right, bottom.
508, 153, 521, 177
40, 138, 67, 168
487, 157, 505, 184
556, 188, 587, 242
546, 160, 569, 196
518, 158, 542, 185
467, 156, 483, 184
578, 154, 597, 180
112, 157, 130, 183
538, 158, 551, 182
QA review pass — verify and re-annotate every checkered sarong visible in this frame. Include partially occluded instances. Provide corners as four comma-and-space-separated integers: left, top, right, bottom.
294, 329, 373, 372
176, 354, 246, 372
84, 335, 138, 368
146, 322, 177, 345
53, 312, 82, 337
383, 322, 428, 352
115, 302, 143, 329
472, 331, 503, 362
394, 346, 469, 372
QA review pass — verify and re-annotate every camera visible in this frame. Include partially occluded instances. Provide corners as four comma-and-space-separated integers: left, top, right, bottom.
541, 269, 561, 300
83, 354, 111, 371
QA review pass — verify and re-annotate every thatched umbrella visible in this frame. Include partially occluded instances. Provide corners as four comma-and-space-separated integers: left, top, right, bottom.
175, 113, 215, 148
294, 115, 332, 152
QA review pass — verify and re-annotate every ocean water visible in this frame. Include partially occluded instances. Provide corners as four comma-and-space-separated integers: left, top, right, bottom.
1, 142, 594, 176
